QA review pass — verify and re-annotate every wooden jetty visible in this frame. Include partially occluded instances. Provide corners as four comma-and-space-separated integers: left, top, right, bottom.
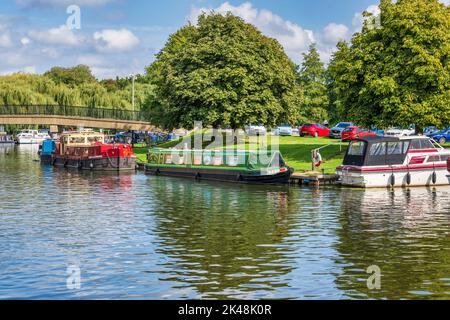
289, 172, 339, 186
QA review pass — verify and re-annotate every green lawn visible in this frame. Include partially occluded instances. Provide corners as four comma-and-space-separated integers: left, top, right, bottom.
133, 136, 348, 174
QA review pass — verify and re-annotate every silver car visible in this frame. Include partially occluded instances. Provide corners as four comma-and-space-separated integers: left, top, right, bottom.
329, 122, 354, 138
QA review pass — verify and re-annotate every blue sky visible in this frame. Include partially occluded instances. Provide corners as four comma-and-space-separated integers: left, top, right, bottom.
0, 0, 388, 78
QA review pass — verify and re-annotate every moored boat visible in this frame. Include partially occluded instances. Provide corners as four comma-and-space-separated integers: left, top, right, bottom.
47, 130, 136, 171
0, 133, 14, 144
144, 149, 293, 184
16, 129, 51, 144
337, 135, 450, 188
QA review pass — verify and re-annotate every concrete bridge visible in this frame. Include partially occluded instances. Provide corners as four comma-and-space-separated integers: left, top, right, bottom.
0, 105, 155, 131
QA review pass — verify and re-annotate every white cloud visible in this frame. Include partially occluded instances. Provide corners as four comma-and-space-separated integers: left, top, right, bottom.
0, 65, 36, 75
189, 2, 315, 59
93, 28, 140, 53
77, 55, 103, 66
352, 4, 381, 31
28, 25, 81, 46
323, 23, 349, 44
440, 0, 450, 5
0, 32, 13, 48
41, 47, 60, 59
16, 0, 112, 7
20, 37, 31, 46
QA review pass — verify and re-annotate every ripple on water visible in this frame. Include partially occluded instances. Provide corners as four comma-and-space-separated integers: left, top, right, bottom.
0, 145, 449, 299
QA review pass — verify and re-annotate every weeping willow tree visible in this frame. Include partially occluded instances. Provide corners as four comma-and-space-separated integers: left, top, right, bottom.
0, 70, 156, 111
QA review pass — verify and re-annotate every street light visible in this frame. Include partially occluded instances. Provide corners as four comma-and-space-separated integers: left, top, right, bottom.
130, 74, 136, 113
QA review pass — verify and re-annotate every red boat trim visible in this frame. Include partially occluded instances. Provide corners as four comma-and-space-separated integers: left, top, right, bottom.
337, 164, 447, 173
407, 149, 439, 153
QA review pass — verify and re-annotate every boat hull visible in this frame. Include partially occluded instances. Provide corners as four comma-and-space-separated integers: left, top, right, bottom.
16, 139, 47, 144
337, 166, 450, 188
145, 165, 293, 185
52, 156, 136, 171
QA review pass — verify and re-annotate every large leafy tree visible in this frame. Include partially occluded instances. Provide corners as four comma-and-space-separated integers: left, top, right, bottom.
44, 65, 96, 87
147, 13, 302, 129
298, 44, 329, 123
328, 0, 450, 130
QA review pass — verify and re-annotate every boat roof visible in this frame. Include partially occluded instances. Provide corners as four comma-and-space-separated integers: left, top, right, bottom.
354, 135, 431, 144
61, 131, 104, 137
354, 135, 399, 143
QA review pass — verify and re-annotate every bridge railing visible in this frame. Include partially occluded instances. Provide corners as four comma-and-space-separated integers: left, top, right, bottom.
0, 105, 150, 122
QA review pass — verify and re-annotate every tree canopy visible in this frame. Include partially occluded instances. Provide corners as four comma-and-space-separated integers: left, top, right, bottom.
147, 13, 303, 130
0, 72, 154, 110
328, 0, 450, 130
298, 44, 329, 123
44, 65, 97, 87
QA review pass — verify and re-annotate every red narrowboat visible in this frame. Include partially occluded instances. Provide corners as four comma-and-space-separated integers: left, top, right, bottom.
50, 130, 136, 171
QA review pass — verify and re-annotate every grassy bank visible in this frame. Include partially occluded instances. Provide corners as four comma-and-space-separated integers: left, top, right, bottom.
133, 136, 348, 174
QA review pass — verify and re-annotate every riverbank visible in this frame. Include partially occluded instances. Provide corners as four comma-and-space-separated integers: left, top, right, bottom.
133, 136, 348, 174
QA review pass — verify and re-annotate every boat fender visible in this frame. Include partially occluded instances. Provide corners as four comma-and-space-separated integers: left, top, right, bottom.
195, 172, 201, 180
63, 160, 68, 168
78, 161, 83, 169
90, 161, 94, 169
390, 173, 395, 187
237, 174, 243, 182
432, 171, 437, 185
406, 172, 411, 186
155, 168, 160, 175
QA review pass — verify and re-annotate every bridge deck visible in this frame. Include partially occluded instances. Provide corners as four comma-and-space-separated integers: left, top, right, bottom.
0, 105, 154, 130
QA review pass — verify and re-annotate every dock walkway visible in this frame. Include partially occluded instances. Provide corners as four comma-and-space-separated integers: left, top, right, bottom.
289, 172, 339, 186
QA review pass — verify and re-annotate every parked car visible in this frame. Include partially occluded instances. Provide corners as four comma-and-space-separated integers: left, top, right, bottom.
245, 124, 267, 136
341, 126, 377, 141
431, 129, 450, 144
385, 126, 415, 137
276, 124, 293, 136
300, 123, 330, 137
329, 122, 354, 138
370, 127, 385, 136
424, 126, 441, 137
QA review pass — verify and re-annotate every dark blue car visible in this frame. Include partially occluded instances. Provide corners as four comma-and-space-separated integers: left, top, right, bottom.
431, 129, 450, 144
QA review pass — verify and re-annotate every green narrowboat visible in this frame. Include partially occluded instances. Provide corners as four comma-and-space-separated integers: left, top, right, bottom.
144, 148, 293, 184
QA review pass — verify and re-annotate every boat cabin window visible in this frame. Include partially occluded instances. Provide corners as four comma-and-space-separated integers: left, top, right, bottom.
87, 136, 103, 143
70, 136, 86, 144
348, 141, 365, 156
343, 141, 367, 166
385, 141, 405, 165
409, 139, 434, 150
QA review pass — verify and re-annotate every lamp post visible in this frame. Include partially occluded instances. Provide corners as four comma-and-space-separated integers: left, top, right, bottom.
131, 74, 136, 113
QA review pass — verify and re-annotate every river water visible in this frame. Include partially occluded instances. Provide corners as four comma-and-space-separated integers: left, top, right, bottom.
0, 144, 449, 300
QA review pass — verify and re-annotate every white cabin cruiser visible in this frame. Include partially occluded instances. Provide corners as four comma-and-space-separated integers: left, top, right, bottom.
15, 130, 51, 144
337, 135, 450, 188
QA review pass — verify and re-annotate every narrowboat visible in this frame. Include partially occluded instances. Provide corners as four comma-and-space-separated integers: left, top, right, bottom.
48, 130, 136, 171
337, 135, 450, 188
144, 149, 293, 184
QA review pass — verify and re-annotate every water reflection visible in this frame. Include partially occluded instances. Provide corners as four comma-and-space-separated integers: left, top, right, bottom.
336, 187, 450, 299
147, 177, 296, 299
0, 146, 448, 299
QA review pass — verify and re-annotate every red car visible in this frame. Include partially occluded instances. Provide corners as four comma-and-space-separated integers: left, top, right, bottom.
300, 123, 330, 137
341, 126, 377, 141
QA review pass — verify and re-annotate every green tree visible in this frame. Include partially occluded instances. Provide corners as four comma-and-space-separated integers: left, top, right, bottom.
328, 0, 450, 131
298, 43, 329, 123
147, 13, 302, 130
44, 65, 96, 87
